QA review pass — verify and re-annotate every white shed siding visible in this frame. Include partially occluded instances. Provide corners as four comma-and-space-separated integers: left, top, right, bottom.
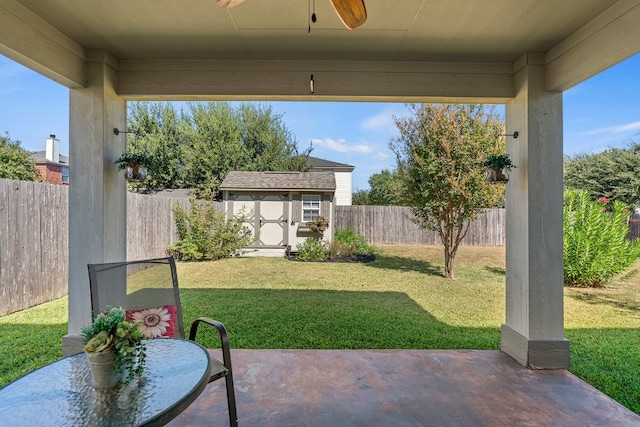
333, 171, 352, 206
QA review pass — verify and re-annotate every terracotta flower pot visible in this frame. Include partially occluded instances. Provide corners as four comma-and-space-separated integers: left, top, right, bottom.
85, 351, 120, 389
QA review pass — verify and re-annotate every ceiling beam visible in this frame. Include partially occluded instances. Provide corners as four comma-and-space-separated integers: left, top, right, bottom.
118, 59, 514, 103
0, 0, 86, 88
545, 0, 640, 91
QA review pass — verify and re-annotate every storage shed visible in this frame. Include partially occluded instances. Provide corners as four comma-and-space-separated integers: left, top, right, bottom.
220, 171, 336, 256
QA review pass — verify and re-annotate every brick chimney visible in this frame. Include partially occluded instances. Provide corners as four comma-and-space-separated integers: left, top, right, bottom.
45, 134, 60, 163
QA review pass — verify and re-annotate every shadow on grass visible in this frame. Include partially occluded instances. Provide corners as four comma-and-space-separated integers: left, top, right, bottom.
565, 291, 640, 313
179, 288, 497, 350
364, 254, 444, 277
485, 266, 506, 275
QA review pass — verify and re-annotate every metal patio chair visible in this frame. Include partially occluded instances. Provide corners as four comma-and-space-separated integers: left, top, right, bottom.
87, 257, 238, 427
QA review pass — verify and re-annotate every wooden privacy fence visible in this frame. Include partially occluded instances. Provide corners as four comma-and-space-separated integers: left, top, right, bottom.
334, 205, 506, 246
0, 180, 190, 316
126, 193, 190, 261
0, 180, 69, 317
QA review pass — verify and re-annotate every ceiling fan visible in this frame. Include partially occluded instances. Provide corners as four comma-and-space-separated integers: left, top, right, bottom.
216, 0, 367, 30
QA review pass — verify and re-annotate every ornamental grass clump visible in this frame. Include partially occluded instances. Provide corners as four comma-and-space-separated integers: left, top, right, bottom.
563, 190, 640, 287
81, 306, 147, 385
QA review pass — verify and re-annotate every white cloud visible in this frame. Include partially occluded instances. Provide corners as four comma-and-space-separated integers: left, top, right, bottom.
615, 121, 640, 133
311, 138, 372, 154
581, 121, 640, 136
374, 152, 389, 160
360, 106, 406, 133
361, 111, 395, 132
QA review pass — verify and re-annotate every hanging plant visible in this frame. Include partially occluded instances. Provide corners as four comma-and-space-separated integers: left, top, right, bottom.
114, 152, 152, 182
483, 154, 515, 184
306, 216, 329, 234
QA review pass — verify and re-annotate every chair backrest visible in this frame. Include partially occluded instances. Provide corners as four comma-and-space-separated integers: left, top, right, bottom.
87, 257, 185, 339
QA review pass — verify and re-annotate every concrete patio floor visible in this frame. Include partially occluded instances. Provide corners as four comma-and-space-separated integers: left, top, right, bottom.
169, 349, 640, 427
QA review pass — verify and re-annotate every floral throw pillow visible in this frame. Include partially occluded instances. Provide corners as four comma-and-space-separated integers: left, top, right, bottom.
126, 305, 177, 338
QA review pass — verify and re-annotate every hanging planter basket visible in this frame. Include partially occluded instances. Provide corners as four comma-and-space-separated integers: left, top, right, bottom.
483, 154, 515, 185
114, 152, 151, 183
124, 165, 148, 182
486, 167, 509, 184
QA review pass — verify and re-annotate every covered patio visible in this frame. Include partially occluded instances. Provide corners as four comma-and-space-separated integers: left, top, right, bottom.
170, 349, 640, 426
2, 0, 640, 424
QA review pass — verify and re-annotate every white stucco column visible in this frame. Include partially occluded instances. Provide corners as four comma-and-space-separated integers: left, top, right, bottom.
62, 50, 126, 356
501, 53, 569, 369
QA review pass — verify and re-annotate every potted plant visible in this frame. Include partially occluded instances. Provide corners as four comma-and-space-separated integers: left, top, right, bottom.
81, 306, 147, 388
483, 153, 515, 184
114, 151, 152, 181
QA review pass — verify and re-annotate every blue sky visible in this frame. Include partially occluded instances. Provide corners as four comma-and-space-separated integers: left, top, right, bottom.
1, 53, 638, 191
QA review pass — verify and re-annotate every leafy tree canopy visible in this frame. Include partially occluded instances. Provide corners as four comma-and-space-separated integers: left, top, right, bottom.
353, 169, 406, 206
126, 102, 312, 198
564, 143, 640, 208
351, 189, 371, 205
390, 103, 504, 278
0, 133, 40, 181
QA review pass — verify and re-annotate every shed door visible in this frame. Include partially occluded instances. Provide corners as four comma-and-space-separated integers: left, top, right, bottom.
231, 193, 288, 247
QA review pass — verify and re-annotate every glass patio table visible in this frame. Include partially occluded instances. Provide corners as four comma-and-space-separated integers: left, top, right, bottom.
0, 338, 212, 426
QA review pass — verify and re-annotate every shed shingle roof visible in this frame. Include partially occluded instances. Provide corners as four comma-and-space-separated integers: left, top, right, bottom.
220, 171, 335, 191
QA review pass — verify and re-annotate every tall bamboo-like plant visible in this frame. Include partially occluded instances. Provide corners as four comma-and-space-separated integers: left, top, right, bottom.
563, 190, 640, 287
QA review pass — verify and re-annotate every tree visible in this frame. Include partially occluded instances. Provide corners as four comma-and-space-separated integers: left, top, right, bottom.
127, 102, 187, 190
367, 169, 405, 205
390, 104, 504, 279
352, 169, 405, 206
352, 189, 371, 205
564, 143, 640, 207
127, 102, 311, 199
0, 133, 40, 181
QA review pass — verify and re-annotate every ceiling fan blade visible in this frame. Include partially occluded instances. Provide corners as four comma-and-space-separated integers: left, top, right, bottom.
216, 0, 246, 8
329, 0, 367, 29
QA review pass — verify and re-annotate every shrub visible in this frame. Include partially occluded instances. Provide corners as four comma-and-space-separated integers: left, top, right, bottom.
166, 199, 253, 261
296, 237, 328, 261
563, 190, 640, 287
328, 228, 376, 259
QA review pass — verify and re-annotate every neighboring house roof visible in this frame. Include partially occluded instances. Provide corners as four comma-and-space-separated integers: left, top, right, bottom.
221, 171, 336, 191
30, 151, 70, 166
141, 188, 193, 198
307, 156, 354, 172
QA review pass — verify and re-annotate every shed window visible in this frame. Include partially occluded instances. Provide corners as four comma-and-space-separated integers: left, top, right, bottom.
302, 195, 321, 222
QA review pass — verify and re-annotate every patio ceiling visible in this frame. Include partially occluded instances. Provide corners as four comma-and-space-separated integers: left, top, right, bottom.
2, 0, 639, 101
5, 0, 619, 62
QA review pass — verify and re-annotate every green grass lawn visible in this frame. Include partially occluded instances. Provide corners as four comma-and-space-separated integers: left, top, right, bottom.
1, 245, 639, 414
